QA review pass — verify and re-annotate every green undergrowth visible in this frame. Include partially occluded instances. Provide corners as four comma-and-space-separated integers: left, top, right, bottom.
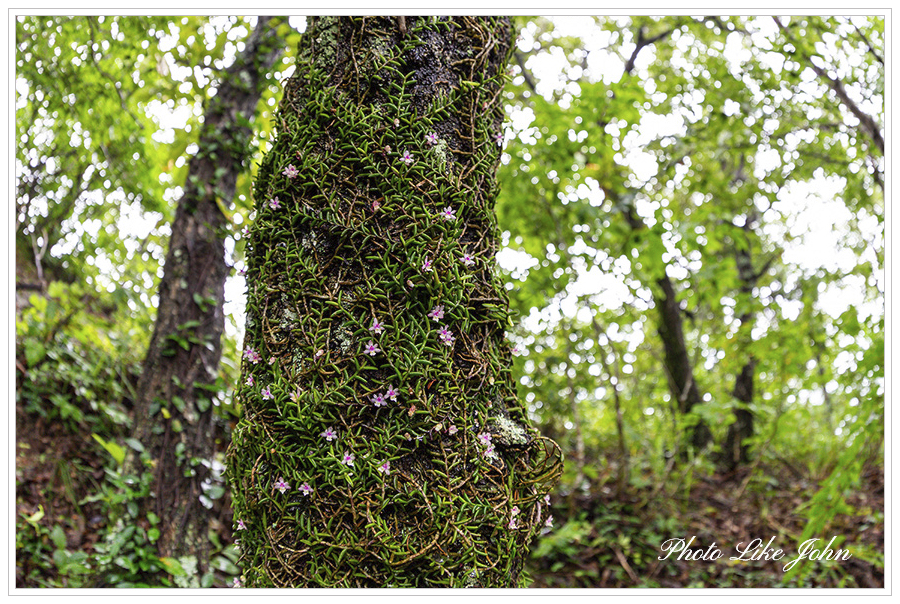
525, 458, 883, 589
15, 282, 241, 588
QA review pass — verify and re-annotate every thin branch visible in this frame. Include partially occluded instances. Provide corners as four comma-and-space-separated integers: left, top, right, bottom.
773, 16, 883, 155
513, 51, 537, 93
623, 26, 673, 75
851, 20, 884, 66
807, 62, 884, 155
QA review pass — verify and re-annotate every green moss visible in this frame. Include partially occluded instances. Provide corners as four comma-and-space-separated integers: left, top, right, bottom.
226, 16, 561, 588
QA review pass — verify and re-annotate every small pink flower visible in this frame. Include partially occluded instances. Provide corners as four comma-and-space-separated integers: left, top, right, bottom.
512, 345, 524, 356
544, 494, 551, 506
545, 515, 554, 528
268, 356, 276, 365
363, 341, 381, 356
422, 257, 433, 272
507, 517, 518, 530
372, 199, 382, 211
290, 387, 301, 403
438, 325, 455, 346
370, 318, 384, 334
282, 164, 299, 179
427, 305, 445, 322
269, 197, 281, 210
238, 266, 247, 276
401, 150, 414, 165
261, 386, 273, 400
477, 432, 493, 446
342, 452, 355, 467
448, 425, 458, 435
495, 132, 504, 146
243, 347, 261, 364
484, 444, 497, 459
511, 505, 520, 517
233, 577, 242, 588
461, 253, 475, 266
236, 519, 246, 530
298, 482, 312, 496
245, 375, 254, 386
440, 206, 456, 221
315, 349, 325, 359
274, 477, 290, 493
383, 144, 392, 155
378, 461, 391, 475
241, 227, 250, 238
426, 132, 439, 146
384, 385, 399, 401
320, 426, 337, 441
371, 392, 387, 407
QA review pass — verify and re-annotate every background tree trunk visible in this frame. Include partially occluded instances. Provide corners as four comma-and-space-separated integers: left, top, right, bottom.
226, 16, 561, 588
721, 216, 764, 470
654, 274, 714, 451
129, 17, 283, 579
616, 196, 713, 453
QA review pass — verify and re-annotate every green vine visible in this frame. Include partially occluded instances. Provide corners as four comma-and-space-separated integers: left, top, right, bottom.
225, 16, 562, 588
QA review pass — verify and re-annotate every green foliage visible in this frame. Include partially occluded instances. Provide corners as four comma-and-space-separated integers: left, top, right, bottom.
15, 16, 298, 320
498, 11, 882, 478
14, 14, 882, 590
16, 507, 92, 588
16, 283, 143, 432
15, 16, 295, 588
500, 15, 882, 586
79, 456, 177, 587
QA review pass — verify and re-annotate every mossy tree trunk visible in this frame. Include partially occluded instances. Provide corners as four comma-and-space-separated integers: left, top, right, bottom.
129, 17, 283, 579
226, 16, 561, 588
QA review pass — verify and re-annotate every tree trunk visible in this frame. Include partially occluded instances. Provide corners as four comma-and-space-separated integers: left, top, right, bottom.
226, 16, 561, 588
721, 219, 762, 470
615, 197, 713, 453
129, 17, 283, 580
722, 357, 755, 470
654, 274, 713, 451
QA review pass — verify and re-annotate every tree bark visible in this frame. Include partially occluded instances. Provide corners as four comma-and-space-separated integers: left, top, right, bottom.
721, 219, 763, 470
611, 195, 713, 453
722, 357, 756, 469
654, 273, 713, 451
226, 16, 561, 588
129, 17, 283, 579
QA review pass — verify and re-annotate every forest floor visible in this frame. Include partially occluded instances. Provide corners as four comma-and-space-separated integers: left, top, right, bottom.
15, 403, 884, 589
526, 460, 884, 589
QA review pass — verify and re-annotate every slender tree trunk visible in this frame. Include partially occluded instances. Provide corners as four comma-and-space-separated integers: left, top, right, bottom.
565, 338, 586, 490
226, 16, 561, 588
129, 17, 283, 579
590, 316, 630, 495
723, 356, 756, 469
654, 274, 713, 450
721, 219, 763, 470
609, 193, 713, 453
